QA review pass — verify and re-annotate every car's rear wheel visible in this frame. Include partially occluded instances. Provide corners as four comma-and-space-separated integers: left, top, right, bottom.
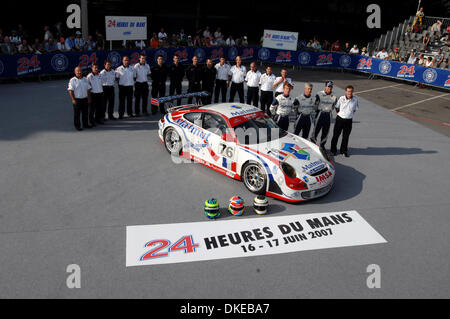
242, 162, 267, 195
164, 128, 183, 156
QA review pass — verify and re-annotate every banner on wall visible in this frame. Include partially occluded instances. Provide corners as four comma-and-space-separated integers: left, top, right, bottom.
105, 16, 147, 41
263, 30, 299, 51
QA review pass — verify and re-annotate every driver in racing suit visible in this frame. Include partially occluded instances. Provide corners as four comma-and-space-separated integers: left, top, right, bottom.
270, 82, 299, 131
312, 81, 337, 148
294, 82, 315, 139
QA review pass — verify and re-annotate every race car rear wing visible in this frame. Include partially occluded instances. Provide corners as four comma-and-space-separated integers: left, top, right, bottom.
151, 92, 210, 113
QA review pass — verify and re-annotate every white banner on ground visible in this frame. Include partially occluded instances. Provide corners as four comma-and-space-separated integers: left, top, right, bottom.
105, 16, 147, 41
126, 210, 386, 267
263, 29, 299, 51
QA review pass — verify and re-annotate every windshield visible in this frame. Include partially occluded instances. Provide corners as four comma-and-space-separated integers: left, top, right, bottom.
233, 115, 288, 145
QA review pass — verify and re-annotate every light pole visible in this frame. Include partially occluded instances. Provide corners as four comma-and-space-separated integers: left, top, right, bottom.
81, 0, 89, 41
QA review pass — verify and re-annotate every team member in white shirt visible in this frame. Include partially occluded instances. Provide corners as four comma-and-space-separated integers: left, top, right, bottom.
228, 56, 246, 103
115, 56, 135, 119
87, 63, 104, 125
68, 66, 92, 131
273, 69, 293, 97
100, 60, 117, 120
133, 54, 151, 116
245, 62, 261, 107
330, 85, 359, 157
259, 66, 276, 113
214, 56, 231, 103
294, 83, 315, 139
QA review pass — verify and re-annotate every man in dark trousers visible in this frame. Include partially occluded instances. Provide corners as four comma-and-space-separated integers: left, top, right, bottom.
214, 56, 230, 103
312, 81, 337, 149
133, 54, 151, 116
228, 56, 246, 103
245, 62, 261, 107
186, 56, 203, 104
68, 66, 91, 131
202, 58, 216, 105
169, 54, 185, 106
330, 85, 359, 157
100, 60, 117, 120
87, 63, 104, 125
115, 56, 135, 119
151, 55, 168, 114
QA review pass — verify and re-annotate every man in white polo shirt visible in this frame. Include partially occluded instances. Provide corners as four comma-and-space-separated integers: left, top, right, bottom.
214, 56, 231, 103
100, 59, 117, 120
87, 63, 104, 125
273, 69, 293, 97
228, 56, 246, 103
133, 54, 151, 116
330, 85, 359, 157
115, 56, 135, 119
376, 48, 389, 60
245, 62, 261, 107
259, 66, 276, 113
68, 66, 91, 131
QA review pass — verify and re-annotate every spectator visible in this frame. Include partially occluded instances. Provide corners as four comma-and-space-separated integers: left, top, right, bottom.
371, 46, 380, 57
57, 37, 66, 51
193, 35, 201, 47
440, 58, 449, 69
150, 33, 160, 49
187, 35, 193, 47
436, 49, 444, 67
331, 40, 340, 52
158, 28, 167, 40
423, 33, 430, 48
135, 39, 145, 49
45, 37, 58, 52
54, 22, 64, 39
10, 30, 22, 45
412, 7, 425, 32
361, 47, 369, 56
349, 45, 359, 54
405, 23, 413, 36
203, 26, 211, 39
179, 28, 186, 40
425, 56, 434, 67
430, 20, 442, 35
32, 38, 44, 54
169, 34, 178, 47
226, 35, 236, 46
1, 37, 18, 55
44, 26, 53, 41
95, 30, 105, 50
322, 40, 330, 51
214, 28, 222, 39
74, 31, 86, 50
407, 50, 417, 64
416, 54, 425, 66
376, 48, 389, 59
390, 47, 401, 61
312, 39, 321, 50
18, 39, 33, 54
210, 37, 217, 46
343, 42, 351, 53
17, 24, 27, 39
65, 34, 76, 51
216, 35, 225, 46
86, 35, 96, 51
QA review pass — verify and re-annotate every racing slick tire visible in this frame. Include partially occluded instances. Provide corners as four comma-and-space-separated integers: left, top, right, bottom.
163, 127, 183, 156
242, 162, 267, 195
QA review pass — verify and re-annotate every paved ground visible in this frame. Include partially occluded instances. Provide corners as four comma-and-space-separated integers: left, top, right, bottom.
0, 70, 449, 298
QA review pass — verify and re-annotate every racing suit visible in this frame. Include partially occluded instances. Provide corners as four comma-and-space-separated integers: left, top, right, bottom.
294, 94, 315, 139
313, 90, 337, 148
270, 94, 299, 131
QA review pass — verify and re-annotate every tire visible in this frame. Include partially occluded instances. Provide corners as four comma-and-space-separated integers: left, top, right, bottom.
163, 127, 183, 156
242, 162, 267, 195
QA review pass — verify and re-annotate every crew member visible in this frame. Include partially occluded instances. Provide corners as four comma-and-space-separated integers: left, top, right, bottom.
228, 56, 246, 103
151, 55, 168, 114
312, 81, 337, 148
273, 69, 293, 97
100, 59, 116, 120
245, 62, 261, 107
133, 54, 151, 116
87, 63, 104, 125
202, 58, 217, 104
169, 54, 185, 106
115, 56, 135, 119
294, 83, 315, 139
330, 85, 359, 157
259, 66, 276, 113
186, 56, 203, 104
68, 66, 91, 131
214, 56, 230, 103
270, 82, 299, 131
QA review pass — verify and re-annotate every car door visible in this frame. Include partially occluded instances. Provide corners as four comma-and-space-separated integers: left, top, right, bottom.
182, 112, 205, 159
202, 112, 238, 176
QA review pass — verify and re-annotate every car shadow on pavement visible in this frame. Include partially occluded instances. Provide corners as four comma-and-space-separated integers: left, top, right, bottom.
348, 147, 437, 156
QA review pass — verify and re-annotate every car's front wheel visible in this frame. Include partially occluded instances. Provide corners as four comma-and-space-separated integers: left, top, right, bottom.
164, 128, 183, 156
242, 162, 267, 195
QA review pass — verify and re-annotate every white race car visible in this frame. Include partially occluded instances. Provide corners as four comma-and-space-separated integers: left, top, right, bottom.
153, 93, 335, 203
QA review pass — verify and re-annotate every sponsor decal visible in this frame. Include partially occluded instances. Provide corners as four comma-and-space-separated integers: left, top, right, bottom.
230, 107, 260, 117
175, 118, 211, 142
107, 51, 122, 68
397, 65, 415, 78
241, 47, 254, 60
258, 48, 271, 61
78, 52, 97, 70
302, 176, 309, 183
378, 60, 392, 74
126, 210, 387, 266
194, 48, 206, 62
357, 58, 372, 70
316, 54, 333, 66
210, 48, 224, 62
280, 143, 310, 161
51, 54, 69, 72
445, 75, 450, 88
339, 55, 352, 68
276, 51, 292, 63
17, 55, 41, 76
315, 171, 333, 184
228, 47, 238, 61
298, 52, 311, 65
174, 48, 189, 63
302, 160, 325, 173
423, 68, 438, 83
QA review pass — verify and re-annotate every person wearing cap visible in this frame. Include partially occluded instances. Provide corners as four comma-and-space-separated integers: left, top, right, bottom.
349, 45, 359, 54
294, 83, 315, 139
214, 56, 231, 103
87, 63, 105, 125
228, 56, 246, 103
100, 59, 117, 120
186, 56, 203, 104
245, 62, 261, 107
259, 66, 276, 113
202, 58, 217, 105
68, 66, 92, 131
169, 54, 185, 106
390, 48, 401, 62
273, 69, 293, 97
115, 56, 135, 119
74, 31, 86, 51
270, 82, 299, 131
330, 85, 359, 157
151, 55, 169, 114
312, 81, 337, 148
134, 54, 151, 116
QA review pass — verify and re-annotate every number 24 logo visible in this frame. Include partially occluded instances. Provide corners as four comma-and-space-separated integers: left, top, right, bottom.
140, 235, 199, 261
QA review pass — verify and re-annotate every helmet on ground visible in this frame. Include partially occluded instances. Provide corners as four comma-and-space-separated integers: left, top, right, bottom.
204, 198, 220, 219
253, 196, 269, 215
228, 196, 245, 216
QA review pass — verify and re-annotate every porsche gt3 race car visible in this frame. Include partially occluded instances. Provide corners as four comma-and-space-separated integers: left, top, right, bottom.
152, 93, 335, 203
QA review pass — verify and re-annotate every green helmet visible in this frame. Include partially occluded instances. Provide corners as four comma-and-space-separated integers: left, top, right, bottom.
204, 198, 220, 219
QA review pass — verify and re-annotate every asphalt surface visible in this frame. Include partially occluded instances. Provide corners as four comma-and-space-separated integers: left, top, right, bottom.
0, 70, 449, 298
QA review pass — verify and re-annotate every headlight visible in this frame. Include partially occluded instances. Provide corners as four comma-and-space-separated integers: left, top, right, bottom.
281, 162, 297, 179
